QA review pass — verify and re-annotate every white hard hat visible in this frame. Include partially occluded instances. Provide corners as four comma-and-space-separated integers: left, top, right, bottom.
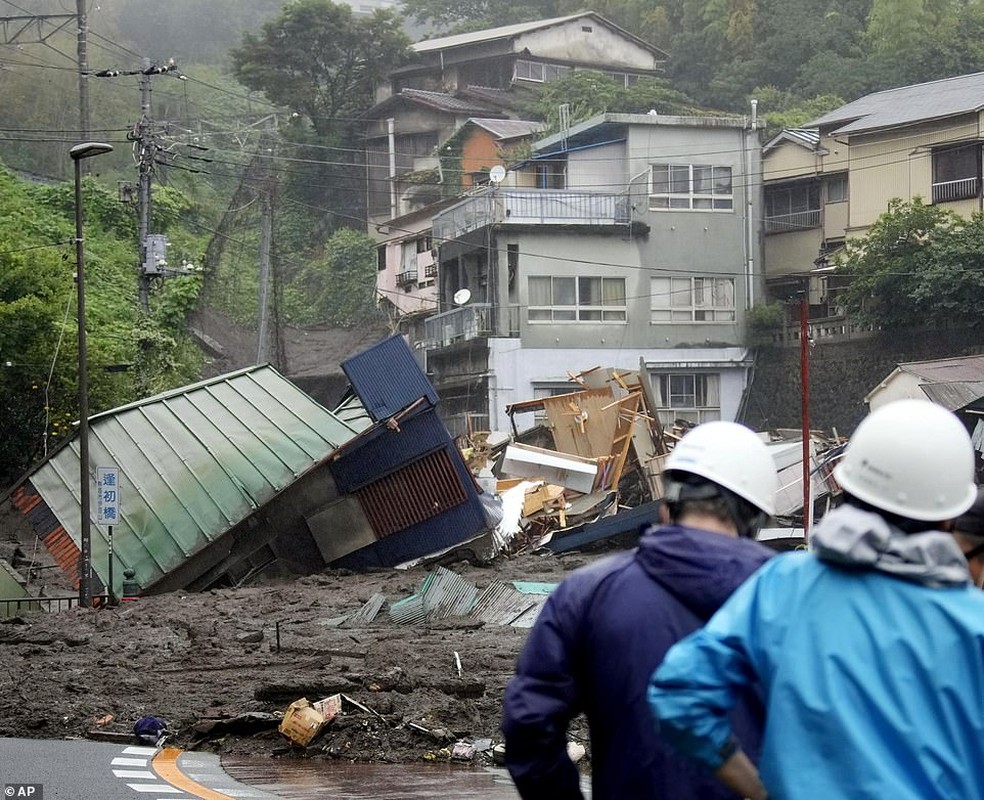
833, 399, 977, 521
665, 420, 778, 516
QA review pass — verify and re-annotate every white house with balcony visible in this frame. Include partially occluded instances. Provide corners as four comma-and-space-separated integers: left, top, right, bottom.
422, 111, 763, 436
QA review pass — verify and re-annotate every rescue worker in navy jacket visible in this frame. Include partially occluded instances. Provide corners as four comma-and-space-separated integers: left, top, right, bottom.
501, 420, 779, 799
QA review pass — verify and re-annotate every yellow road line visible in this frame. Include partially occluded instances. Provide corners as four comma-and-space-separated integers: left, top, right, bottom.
152, 747, 235, 800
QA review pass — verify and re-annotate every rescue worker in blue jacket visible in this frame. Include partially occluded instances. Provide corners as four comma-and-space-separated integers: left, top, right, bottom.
502, 420, 780, 799
649, 399, 984, 800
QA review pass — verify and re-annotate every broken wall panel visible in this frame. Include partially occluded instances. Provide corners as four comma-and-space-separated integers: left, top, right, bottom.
328, 410, 488, 570
542, 388, 621, 458
501, 443, 599, 493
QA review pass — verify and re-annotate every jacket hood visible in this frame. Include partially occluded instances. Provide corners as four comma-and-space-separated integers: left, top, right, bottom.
635, 524, 774, 620
812, 504, 970, 587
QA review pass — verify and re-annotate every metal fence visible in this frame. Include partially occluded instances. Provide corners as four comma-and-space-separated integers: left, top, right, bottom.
0, 594, 112, 616
433, 188, 631, 241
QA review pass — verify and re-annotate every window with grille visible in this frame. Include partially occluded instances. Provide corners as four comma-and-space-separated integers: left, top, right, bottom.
765, 181, 821, 232
932, 144, 980, 203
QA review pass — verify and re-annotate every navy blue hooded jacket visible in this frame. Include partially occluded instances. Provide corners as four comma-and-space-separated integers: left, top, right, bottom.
501, 524, 774, 799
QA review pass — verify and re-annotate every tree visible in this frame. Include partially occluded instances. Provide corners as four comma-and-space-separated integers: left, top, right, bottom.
835, 198, 984, 330
230, 0, 410, 139
401, 0, 560, 32
282, 227, 381, 326
530, 71, 698, 132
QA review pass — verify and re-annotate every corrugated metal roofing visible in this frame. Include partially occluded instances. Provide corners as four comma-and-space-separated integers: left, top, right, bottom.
920, 381, 984, 411
468, 118, 546, 141
763, 127, 820, 154
471, 580, 555, 627
412, 12, 668, 59
389, 567, 477, 624
341, 335, 438, 421
901, 355, 984, 382
809, 71, 984, 135
25, 365, 358, 594
413, 13, 597, 52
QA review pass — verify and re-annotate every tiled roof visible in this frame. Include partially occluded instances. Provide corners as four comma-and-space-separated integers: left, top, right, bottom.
400, 89, 502, 115
808, 71, 984, 135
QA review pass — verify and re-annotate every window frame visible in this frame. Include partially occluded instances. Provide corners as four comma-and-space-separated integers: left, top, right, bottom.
528, 275, 627, 323
649, 163, 734, 212
650, 275, 736, 323
653, 372, 722, 425
764, 181, 821, 232
932, 144, 981, 203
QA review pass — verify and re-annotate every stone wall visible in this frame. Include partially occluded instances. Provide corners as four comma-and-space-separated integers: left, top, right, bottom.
740, 328, 984, 435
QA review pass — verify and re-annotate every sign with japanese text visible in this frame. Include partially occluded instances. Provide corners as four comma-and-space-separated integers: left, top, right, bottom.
96, 466, 121, 526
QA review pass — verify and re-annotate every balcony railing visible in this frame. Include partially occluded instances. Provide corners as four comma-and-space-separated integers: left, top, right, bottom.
764, 209, 821, 234
932, 177, 979, 204
396, 269, 417, 287
423, 303, 521, 349
433, 188, 631, 242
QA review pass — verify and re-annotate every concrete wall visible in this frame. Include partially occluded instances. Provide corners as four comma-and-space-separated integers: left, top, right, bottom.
741, 328, 984, 434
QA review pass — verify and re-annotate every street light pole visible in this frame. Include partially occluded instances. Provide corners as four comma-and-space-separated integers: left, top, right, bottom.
70, 141, 113, 608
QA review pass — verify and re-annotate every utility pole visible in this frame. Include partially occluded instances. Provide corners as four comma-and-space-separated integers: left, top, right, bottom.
75, 0, 89, 146
256, 167, 275, 364
136, 68, 154, 311
97, 60, 181, 311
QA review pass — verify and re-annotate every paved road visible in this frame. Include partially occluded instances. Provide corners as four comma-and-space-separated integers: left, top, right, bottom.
0, 739, 279, 800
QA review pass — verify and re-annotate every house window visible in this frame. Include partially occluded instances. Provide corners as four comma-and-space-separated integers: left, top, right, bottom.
650, 164, 733, 211
397, 240, 417, 286
376, 245, 387, 271
932, 144, 980, 203
415, 235, 432, 253
653, 373, 721, 425
528, 276, 626, 322
514, 58, 571, 84
825, 173, 848, 204
765, 181, 821, 232
650, 276, 736, 322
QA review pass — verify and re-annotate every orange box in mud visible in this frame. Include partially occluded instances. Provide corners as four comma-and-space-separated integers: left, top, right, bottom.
279, 698, 326, 746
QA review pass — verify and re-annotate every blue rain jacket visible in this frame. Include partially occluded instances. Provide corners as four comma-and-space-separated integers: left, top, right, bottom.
502, 524, 773, 799
649, 505, 984, 800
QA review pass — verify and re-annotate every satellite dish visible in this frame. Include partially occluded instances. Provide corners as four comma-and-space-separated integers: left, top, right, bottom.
453, 288, 472, 306
489, 165, 506, 184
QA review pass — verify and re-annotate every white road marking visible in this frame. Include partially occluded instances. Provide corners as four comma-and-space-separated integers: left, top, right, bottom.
114, 769, 156, 779
127, 784, 185, 794
112, 757, 149, 766
123, 746, 160, 755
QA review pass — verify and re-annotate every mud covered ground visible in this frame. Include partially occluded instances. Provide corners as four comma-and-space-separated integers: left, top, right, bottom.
0, 550, 602, 767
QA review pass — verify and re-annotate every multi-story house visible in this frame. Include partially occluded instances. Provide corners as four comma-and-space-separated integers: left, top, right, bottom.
422, 111, 764, 435
366, 13, 668, 343
763, 71, 984, 334
374, 117, 544, 345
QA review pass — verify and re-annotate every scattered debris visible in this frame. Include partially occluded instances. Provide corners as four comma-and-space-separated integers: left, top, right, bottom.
278, 698, 327, 747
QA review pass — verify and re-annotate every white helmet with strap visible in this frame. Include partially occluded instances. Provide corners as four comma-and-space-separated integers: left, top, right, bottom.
834, 398, 976, 522
664, 421, 779, 532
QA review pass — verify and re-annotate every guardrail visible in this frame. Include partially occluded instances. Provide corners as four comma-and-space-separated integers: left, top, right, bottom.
0, 594, 113, 616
